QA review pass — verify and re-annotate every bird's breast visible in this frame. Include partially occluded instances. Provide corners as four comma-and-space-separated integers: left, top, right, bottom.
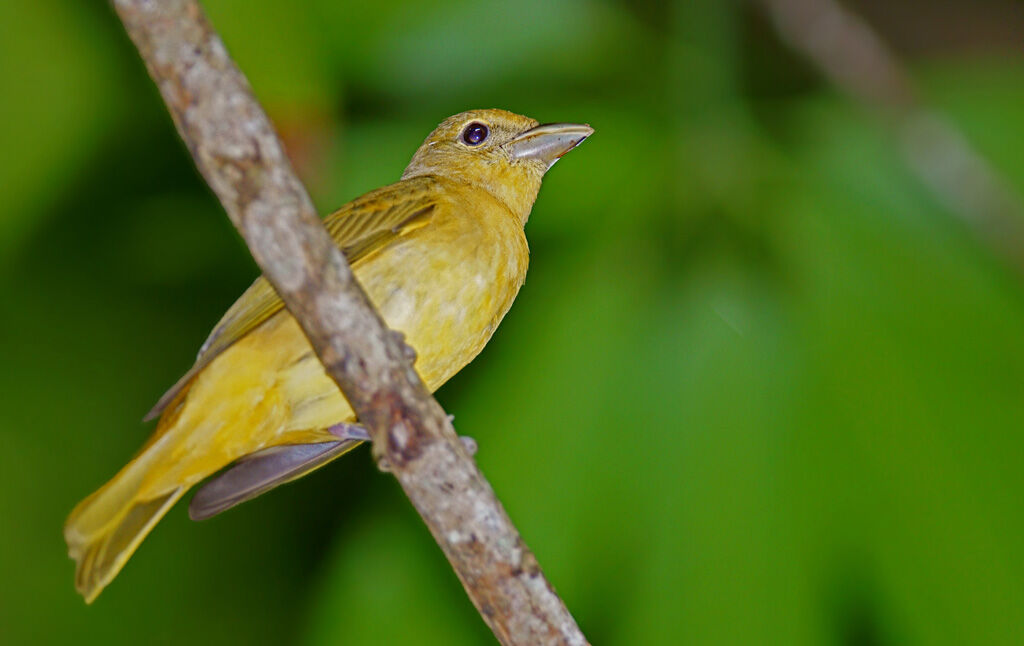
356, 199, 528, 390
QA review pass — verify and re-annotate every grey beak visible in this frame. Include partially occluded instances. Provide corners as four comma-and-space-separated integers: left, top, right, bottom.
507, 123, 594, 167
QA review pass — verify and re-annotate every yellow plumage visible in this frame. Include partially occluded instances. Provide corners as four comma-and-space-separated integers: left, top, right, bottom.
64, 109, 592, 602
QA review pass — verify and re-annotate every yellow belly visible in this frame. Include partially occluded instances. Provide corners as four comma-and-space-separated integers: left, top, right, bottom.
141, 200, 528, 496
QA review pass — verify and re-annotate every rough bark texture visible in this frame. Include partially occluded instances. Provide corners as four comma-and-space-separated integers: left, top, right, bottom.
110, 1, 587, 643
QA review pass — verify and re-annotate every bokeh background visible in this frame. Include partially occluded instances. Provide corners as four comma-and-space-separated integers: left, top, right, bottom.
3, 0, 1024, 643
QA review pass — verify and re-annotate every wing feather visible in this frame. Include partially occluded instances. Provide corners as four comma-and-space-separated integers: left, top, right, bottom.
144, 176, 439, 421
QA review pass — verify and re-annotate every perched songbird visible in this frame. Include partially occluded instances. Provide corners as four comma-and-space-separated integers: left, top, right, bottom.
64, 109, 592, 602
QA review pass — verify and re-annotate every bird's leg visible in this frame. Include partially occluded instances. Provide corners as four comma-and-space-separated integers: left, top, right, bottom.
326, 422, 371, 442
329, 421, 478, 456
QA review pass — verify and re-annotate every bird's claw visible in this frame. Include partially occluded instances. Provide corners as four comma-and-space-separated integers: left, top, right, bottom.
458, 435, 478, 456
328, 422, 477, 455
327, 422, 370, 442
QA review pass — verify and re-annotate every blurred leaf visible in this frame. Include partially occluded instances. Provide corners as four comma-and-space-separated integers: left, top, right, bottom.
304, 506, 486, 646
0, 1, 119, 264
311, 0, 651, 102
204, 0, 339, 113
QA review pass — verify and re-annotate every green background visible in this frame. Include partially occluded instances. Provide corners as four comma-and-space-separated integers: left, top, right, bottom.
2, 0, 1023, 643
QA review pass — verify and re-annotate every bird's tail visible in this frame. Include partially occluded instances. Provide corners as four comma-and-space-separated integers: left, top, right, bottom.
64, 435, 187, 603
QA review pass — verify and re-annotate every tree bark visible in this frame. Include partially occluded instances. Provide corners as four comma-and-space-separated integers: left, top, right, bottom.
110, 1, 588, 644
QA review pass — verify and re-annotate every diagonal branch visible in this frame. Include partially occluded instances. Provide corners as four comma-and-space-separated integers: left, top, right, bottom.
756, 0, 1024, 276
110, 1, 587, 644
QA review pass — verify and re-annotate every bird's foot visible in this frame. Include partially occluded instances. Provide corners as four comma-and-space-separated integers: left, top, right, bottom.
458, 435, 478, 456
328, 422, 477, 455
327, 422, 371, 442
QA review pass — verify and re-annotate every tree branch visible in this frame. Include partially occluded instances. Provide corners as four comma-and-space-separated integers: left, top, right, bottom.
756, 0, 1024, 276
110, 1, 587, 643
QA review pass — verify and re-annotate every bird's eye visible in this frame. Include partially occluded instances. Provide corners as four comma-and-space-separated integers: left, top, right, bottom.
461, 122, 489, 146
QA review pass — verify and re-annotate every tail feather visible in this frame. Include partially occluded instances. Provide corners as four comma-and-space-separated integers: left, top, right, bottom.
66, 379, 196, 603
65, 477, 185, 603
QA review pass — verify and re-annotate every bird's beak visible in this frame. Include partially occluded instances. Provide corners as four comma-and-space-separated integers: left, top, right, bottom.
507, 123, 594, 167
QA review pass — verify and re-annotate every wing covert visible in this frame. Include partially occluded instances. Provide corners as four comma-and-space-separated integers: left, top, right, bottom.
143, 176, 440, 421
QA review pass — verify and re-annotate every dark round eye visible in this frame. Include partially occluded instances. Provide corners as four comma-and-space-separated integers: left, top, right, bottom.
461, 122, 489, 146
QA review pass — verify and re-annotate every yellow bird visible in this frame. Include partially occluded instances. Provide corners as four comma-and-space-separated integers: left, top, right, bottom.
64, 109, 592, 603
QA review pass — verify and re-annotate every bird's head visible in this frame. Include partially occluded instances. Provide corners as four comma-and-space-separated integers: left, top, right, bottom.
402, 109, 593, 223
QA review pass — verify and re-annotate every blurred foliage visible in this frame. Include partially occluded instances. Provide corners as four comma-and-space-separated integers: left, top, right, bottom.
2, 0, 1024, 644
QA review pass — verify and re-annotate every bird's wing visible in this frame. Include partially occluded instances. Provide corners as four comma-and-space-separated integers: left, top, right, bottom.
188, 437, 363, 520
143, 176, 440, 421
